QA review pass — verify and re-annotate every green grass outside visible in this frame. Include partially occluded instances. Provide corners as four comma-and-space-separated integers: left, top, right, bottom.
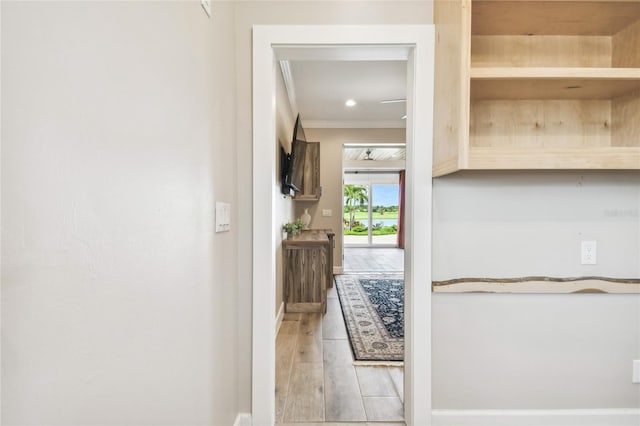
344, 227, 398, 236
343, 211, 399, 220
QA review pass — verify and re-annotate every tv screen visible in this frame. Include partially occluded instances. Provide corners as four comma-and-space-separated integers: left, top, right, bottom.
292, 114, 306, 143
284, 114, 308, 193
279, 144, 293, 196
286, 139, 306, 193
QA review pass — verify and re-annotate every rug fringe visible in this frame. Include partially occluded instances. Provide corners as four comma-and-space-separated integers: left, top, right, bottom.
352, 360, 404, 367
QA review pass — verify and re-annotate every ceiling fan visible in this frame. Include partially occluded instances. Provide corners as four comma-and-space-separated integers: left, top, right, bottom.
364, 148, 374, 160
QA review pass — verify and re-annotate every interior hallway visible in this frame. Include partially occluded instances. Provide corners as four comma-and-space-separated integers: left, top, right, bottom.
276, 247, 406, 424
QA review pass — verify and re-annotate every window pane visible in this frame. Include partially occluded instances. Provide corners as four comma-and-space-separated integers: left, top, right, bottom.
371, 184, 399, 246
343, 184, 370, 246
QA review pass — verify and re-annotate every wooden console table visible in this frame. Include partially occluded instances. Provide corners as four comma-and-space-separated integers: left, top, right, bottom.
282, 229, 334, 313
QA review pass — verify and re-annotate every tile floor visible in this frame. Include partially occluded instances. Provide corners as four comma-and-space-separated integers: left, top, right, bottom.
275, 286, 404, 425
343, 247, 404, 273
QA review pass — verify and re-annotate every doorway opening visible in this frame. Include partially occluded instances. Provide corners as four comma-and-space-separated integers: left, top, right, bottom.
252, 25, 434, 426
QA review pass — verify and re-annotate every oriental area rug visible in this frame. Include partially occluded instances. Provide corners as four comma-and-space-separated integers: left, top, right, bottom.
334, 273, 404, 363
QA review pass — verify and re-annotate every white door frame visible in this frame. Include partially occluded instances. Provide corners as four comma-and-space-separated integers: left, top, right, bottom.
252, 25, 434, 426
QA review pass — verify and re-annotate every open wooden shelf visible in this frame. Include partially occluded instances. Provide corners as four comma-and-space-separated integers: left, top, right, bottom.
471, 67, 640, 99
433, 0, 640, 176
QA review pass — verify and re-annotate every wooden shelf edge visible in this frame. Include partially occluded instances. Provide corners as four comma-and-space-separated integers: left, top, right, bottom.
293, 196, 320, 201
433, 276, 640, 294
470, 68, 640, 99
432, 157, 461, 177
471, 67, 640, 80
467, 147, 640, 170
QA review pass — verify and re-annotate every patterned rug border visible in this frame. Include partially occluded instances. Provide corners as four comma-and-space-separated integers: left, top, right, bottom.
335, 273, 404, 362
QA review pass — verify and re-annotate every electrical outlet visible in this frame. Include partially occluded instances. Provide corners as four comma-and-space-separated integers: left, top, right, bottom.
581, 240, 597, 265
633, 360, 640, 384
322, 209, 332, 217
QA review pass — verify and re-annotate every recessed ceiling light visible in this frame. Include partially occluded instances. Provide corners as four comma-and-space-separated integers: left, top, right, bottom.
345, 99, 357, 107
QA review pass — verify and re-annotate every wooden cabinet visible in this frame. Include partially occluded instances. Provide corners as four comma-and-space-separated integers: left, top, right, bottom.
434, 0, 640, 176
282, 229, 334, 313
293, 141, 321, 201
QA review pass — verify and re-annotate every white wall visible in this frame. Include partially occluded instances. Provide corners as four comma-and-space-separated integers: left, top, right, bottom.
303, 128, 406, 268
432, 171, 640, 409
433, 292, 640, 409
1, 2, 239, 424
433, 172, 640, 279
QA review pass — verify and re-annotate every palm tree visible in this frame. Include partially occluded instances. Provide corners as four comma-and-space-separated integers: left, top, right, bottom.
344, 184, 368, 230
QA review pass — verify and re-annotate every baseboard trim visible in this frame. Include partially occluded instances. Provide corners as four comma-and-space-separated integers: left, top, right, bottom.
275, 302, 285, 336
233, 412, 251, 426
333, 266, 343, 275
432, 409, 640, 426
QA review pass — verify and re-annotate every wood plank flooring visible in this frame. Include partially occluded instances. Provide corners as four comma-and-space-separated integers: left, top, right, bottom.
276, 286, 404, 425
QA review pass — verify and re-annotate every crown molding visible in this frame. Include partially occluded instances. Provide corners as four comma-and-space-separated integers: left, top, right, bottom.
305, 120, 406, 129
278, 60, 299, 117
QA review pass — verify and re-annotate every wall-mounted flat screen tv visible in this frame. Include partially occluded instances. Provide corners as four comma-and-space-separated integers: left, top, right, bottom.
287, 139, 306, 193
285, 114, 307, 193
279, 144, 293, 196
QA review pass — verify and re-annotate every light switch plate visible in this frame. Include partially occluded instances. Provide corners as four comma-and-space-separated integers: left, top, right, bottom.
633, 360, 640, 384
322, 209, 332, 217
215, 202, 230, 233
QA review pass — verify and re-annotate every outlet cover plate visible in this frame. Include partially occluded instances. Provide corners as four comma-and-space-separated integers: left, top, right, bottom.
581, 240, 597, 265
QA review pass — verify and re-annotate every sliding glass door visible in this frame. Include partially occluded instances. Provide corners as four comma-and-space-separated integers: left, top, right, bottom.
371, 183, 400, 245
344, 173, 400, 247
343, 183, 370, 246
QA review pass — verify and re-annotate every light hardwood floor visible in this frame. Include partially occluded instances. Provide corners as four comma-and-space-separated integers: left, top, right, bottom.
276, 286, 404, 425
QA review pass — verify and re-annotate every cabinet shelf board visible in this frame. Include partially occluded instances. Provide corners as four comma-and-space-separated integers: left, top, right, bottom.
467, 147, 640, 169
472, 1, 640, 36
293, 195, 320, 201
471, 67, 640, 80
471, 67, 640, 99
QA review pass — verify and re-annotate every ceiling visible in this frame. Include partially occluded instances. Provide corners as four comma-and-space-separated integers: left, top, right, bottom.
281, 59, 407, 129
343, 146, 406, 161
